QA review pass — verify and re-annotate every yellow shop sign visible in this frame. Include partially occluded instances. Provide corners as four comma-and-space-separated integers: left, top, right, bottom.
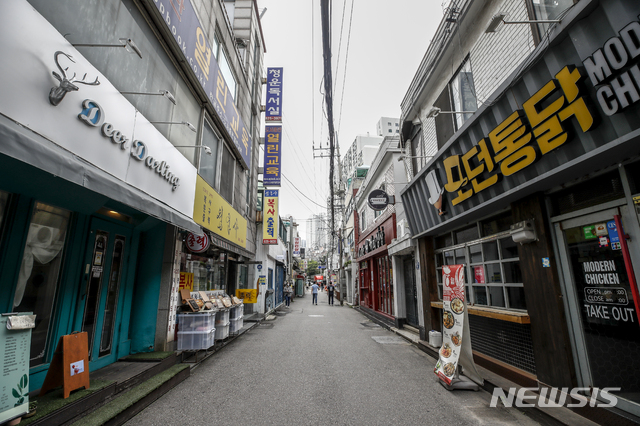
193, 175, 247, 248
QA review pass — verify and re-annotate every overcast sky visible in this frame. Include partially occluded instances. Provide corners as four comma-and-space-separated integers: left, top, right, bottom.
257, 0, 444, 240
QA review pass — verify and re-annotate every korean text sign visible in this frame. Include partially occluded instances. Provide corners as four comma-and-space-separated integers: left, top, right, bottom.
262, 190, 279, 244
265, 67, 283, 122
439, 66, 594, 208
263, 126, 282, 186
193, 175, 247, 248
294, 237, 300, 255
152, 0, 252, 167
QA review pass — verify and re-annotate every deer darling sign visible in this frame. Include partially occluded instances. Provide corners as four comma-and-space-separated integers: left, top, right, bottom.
0, 1, 197, 218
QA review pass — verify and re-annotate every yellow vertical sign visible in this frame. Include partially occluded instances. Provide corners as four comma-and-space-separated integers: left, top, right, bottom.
193, 175, 247, 248
262, 190, 279, 244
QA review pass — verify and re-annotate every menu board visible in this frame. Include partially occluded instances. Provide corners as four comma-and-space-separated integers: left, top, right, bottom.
0, 313, 32, 424
434, 265, 465, 385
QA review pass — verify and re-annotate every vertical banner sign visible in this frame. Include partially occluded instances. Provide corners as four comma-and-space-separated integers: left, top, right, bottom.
263, 126, 282, 186
435, 265, 483, 386
262, 190, 279, 244
294, 237, 300, 256
152, 0, 252, 167
265, 68, 283, 122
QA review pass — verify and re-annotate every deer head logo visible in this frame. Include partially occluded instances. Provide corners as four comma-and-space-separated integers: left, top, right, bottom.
49, 51, 100, 106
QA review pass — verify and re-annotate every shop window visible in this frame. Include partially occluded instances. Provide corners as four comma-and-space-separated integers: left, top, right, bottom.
219, 144, 235, 203
13, 202, 71, 367
528, 0, 574, 38
200, 120, 221, 190
435, 233, 453, 249
455, 225, 478, 244
449, 59, 478, 130
435, 229, 525, 310
214, 34, 238, 101
549, 170, 624, 216
182, 252, 226, 291
238, 264, 248, 289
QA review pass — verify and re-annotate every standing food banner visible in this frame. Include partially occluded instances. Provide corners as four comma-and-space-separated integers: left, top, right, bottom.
434, 265, 483, 388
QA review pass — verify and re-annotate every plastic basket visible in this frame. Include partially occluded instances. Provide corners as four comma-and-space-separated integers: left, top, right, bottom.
178, 311, 215, 332
216, 309, 230, 325
177, 329, 215, 350
215, 323, 229, 340
229, 317, 244, 335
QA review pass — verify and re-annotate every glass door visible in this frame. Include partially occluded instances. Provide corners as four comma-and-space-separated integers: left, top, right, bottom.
555, 206, 640, 408
78, 217, 131, 371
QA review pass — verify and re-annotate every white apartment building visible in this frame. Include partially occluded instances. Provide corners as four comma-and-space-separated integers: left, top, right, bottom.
376, 117, 400, 136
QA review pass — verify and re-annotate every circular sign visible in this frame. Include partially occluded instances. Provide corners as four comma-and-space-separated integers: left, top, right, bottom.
257, 264, 263, 270
367, 189, 389, 211
186, 231, 210, 253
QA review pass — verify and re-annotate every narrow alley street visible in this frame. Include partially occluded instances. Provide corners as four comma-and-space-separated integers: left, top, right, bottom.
125, 293, 542, 426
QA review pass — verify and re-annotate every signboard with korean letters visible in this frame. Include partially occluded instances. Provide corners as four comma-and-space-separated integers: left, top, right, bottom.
265, 68, 283, 122
151, 0, 252, 167
263, 126, 282, 187
262, 190, 279, 245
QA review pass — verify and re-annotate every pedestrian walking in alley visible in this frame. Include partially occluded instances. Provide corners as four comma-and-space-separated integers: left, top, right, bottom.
311, 282, 319, 305
284, 283, 292, 306
327, 282, 335, 305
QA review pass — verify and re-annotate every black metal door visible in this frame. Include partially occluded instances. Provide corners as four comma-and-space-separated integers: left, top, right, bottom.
403, 256, 419, 326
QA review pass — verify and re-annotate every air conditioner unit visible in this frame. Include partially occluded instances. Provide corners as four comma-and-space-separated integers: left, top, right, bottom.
27, 224, 57, 246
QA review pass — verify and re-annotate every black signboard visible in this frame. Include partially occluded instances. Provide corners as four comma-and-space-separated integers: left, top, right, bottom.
367, 189, 389, 211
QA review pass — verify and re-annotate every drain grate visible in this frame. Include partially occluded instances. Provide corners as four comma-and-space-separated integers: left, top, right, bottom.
361, 322, 381, 328
371, 336, 408, 345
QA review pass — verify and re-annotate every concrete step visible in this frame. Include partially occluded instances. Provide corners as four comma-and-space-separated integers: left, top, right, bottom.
68, 364, 190, 426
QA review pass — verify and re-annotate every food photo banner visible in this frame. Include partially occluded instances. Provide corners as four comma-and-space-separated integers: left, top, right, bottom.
435, 265, 483, 387
265, 67, 283, 122
263, 126, 282, 187
153, 0, 252, 167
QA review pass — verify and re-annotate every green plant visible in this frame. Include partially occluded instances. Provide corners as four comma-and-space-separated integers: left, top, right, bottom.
13, 374, 28, 406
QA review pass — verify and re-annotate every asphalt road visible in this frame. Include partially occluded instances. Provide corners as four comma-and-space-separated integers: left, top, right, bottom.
126, 290, 543, 425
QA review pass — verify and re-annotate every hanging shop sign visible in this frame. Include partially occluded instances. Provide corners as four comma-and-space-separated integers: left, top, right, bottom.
434, 265, 483, 387
367, 189, 390, 211
265, 68, 283, 122
235, 289, 258, 304
294, 237, 300, 256
0, 2, 197, 219
263, 126, 282, 187
152, 0, 252, 168
193, 175, 247, 248
401, 7, 640, 238
186, 231, 210, 253
262, 190, 279, 245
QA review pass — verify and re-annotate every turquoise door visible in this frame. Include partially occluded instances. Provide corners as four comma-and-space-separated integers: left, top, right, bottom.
78, 218, 132, 371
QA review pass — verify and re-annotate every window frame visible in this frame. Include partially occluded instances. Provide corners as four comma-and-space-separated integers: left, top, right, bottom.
434, 226, 526, 312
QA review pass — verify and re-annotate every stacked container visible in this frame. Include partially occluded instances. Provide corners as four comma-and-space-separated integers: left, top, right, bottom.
177, 310, 216, 350
215, 308, 230, 340
229, 303, 244, 335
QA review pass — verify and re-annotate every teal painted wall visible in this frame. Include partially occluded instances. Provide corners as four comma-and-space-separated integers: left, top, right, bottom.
129, 222, 167, 353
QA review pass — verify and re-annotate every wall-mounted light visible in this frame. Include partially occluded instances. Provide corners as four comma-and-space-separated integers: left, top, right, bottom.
485, 13, 561, 33
426, 106, 476, 119
121, 90, 176, 105
174, 145, 212, 155
510, 220, 537, 244
72, 38, 142, 58
150, 121, 197, 132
